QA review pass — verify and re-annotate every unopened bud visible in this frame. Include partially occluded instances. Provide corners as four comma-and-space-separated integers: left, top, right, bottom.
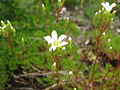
74, 88, 77, 90
68, 71, 72, 75
103, 32, 106, 36
110, 47, 112, 49
53, 62, 56, 67
58, 0, 61, 2
108, 39, 111, 42
68, 37, 72, 41
42, 4, 45, 8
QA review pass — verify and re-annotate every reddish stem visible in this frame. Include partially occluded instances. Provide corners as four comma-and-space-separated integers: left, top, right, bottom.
56, 0, 66, 23
88, 20, 111, 86
0, 41, 10, 48
101, 67, 120, 89
115, 0, 118, 4
8, 33, 13, 49
54, 55, 60, 89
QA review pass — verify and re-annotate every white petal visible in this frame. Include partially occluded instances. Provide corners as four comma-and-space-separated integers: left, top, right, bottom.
52, 30, 57, 41
110, 3, 116, 9
49, 47, 52, 52
106, 2, 110, 7
58, 34, 67, 42
59, 41, 68, 47
101, 2, 110, 11
44, 36, 53, 44
52, 46, 57, 51
101, 2, 106, 8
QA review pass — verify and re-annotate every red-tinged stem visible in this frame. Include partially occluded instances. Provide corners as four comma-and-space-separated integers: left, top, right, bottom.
56, 8, 61, 23
101, 66, 120, 89
88, 25, 105, 85
8, 33, 13, 49
0, 42, 10, 48
88, 21, 110, 86
54, 55, 60, 89
56, 0, 66, 23
115, 0, 118, 4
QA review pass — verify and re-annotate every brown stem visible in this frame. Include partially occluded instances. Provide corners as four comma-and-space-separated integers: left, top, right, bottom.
8, 33, 13, 49
101, 67, 119, 89
88, 25, 105, 85
88, 20, 111, 86
54, 55, 60, 89
0, 41, 10, 48
114, 0, 118, 4
56, 8, 61, 23
56, 0, 66, 23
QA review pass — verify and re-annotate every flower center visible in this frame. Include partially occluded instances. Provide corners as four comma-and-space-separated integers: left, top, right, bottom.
54, 41, 59, 46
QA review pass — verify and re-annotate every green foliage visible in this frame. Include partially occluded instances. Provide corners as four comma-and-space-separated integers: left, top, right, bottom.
0, 0, 119, 89
85, 29, 120, 54
0, 48, 19, 89
93, 10, 115, 28
83, 0, 118, 19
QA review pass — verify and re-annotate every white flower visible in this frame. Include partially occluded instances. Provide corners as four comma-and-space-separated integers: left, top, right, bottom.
68, 71, 73, 75
101, 2, 116, 11
44, 30, 68, 51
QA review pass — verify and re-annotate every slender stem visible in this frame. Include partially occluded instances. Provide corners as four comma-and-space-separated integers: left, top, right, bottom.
88, 25, 105, 85
8, 33, 13, 49
88, 20, 110, 86
56, 0, 66, 23
0, 41, 10, 48
54, 55, 60, 89
114, 0, 118, 4
101, 67, 119, 89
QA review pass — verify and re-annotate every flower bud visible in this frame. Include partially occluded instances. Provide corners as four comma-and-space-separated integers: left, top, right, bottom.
103, 32, 106, 36
68, 37, 72, 41
53, 62, 56, 67
68, 71, 73, 75
110, 47, 112, 49
108, 39, 111, 42
62, 47, 66, 51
